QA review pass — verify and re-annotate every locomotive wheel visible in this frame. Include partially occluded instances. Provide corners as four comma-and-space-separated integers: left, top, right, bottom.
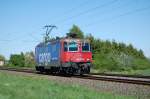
39, 67, 45, 73
78, 68, 83, 75
45, 69, 51, 74
51, 67, 57, 74
63, 67, 73, 76
36, 66, 45, 74
68, 67, 74, 75
35, 66, 39, 71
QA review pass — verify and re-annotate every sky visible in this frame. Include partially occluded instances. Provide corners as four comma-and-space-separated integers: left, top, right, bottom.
0, 0, 150, 59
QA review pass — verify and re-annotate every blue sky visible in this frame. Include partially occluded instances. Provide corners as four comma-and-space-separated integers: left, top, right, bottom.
0, 0, 150, 59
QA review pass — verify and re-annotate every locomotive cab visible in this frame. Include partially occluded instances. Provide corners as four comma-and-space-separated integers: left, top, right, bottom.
61, 39, 92, 74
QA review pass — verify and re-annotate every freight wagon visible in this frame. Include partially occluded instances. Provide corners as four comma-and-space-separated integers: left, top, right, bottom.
35, 38, 92, 75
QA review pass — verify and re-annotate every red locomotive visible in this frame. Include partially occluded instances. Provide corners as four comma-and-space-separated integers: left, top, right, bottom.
35, 37, 92, 75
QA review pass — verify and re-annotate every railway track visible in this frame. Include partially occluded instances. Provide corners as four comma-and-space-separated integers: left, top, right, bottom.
90, 73, 150, 79
0, 66, 150, 86
0, 67, 36, 73
78, 74, 150, 85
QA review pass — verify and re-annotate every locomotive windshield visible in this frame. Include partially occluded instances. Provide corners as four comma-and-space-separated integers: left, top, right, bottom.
68, 41, 78, 51
64, 40, 90, 52
82, 42, 90, 52
64, 41, 78, 52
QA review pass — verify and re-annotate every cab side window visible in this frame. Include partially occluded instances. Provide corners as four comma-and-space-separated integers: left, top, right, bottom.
82, 43, 90, 51
64, 42, 68, 51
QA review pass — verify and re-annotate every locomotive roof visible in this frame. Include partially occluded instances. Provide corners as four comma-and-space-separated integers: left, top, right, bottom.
36, 39, 60, 47
61, 38, 90, 42
36, 38, 90, 47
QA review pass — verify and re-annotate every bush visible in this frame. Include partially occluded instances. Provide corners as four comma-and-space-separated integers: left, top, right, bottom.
9, 54, 25, 67
93, 53, 122, 72
92, 51, 150, 72
132, 58, 150, 70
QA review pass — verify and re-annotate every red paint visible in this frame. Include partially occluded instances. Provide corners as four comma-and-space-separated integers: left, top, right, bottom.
60, 39, 92, 63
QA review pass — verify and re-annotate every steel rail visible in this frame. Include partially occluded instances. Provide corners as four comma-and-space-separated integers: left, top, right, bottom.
90, 73, 150, 79
76, 75, 150, 85
0, 67, 150, 86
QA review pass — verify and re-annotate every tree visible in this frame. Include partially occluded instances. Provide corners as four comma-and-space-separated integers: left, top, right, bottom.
9, 52, 25, 67
24, 51, 35, 67
138, 49, 145, 58
85, 33, 95, 51
0, 54, 5, 61
20, 52, 25, 66
67, 25, 84, 38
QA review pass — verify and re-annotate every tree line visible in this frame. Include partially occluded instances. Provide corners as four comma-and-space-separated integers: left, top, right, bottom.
5, 52, 35, 67
0, 24, 150, 72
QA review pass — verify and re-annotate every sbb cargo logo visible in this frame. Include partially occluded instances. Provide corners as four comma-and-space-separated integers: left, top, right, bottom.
39, 53, 51, 63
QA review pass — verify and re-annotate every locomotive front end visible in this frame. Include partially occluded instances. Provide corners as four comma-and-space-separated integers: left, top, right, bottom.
61, 39, 92, 74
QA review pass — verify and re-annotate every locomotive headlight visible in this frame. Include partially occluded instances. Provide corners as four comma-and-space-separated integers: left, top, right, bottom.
87, 58, 90, 61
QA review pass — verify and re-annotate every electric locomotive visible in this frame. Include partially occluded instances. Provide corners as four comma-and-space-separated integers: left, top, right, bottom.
35, 37, 92, 75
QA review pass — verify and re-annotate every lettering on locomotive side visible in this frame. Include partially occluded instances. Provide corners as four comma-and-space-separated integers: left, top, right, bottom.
39, 53, 51, 63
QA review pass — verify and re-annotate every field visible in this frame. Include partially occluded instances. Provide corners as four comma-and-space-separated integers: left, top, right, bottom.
0, 71, 135, 99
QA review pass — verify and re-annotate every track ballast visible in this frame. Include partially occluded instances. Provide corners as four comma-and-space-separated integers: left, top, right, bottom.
0, 66, 150, 86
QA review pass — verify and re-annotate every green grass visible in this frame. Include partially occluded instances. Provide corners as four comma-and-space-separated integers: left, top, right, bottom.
91, 68, 150, 76
0, 72, 135, 99
112, 69, 150, 76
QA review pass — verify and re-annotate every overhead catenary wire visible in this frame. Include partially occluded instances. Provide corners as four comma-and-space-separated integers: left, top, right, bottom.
53, 0, 119, 36
58, 0, 135, 27
0, 39, 40, 43
28, 33, 41, 41
81, 5, 150, 28
55, 0, 119, 24
62, 0, 91, 14
0, 32, 41, 43
45, 0, 92, 25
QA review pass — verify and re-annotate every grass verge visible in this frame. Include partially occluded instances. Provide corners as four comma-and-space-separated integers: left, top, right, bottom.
91, 68, 150, 76
0, 71, 135, 99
